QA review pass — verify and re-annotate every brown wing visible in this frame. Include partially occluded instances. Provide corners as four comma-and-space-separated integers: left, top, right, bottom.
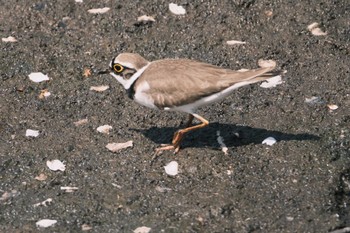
135, 59, 275, 108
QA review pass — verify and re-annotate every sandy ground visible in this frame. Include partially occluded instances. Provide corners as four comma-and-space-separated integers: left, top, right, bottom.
1, 0, 350, 232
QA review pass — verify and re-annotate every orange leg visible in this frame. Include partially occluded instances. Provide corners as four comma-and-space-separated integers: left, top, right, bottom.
156, 114, 209, 154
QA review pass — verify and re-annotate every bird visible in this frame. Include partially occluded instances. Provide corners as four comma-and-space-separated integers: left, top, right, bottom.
99, 53, 280, 153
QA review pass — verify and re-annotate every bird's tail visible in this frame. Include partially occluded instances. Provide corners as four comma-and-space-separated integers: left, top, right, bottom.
246, 70, 282, 84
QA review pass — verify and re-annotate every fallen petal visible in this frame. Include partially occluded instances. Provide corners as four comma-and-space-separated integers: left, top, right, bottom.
307, 22, 319, 30
305, 96, 324, 105
260, 75, 283, 88
28, 72, 50, 83
90, 85, 109, 92
36, 219, 57, 228
2, 36, 17, 42
33, 198, 53, 207
97, 125, 112, 134
39, 89, 51, 99
83, 68, 92, 78
82, 224, 93, 231
164, 161, 178, 176
60, 186, 79, 193
327, 104, 339, 111
88, 7, 110, 14
106, 141, 133, 152
311, 27, 327, 36
262, 137, 277, 146
307, 22, 327, 36
134, 226, 151, 233
216, 131, 228, 155
137, 15, 155, 22
35, 173, 48, 181
155, 186, 172, 193
74, 118, 88, 126
26, 129, 40, 137
47, 160, 66, 171
265, 10, 273, 17
258, 59, 277, 68
0, 190, 18, 201
169, 3, 186, 15
226, 40, 246, 45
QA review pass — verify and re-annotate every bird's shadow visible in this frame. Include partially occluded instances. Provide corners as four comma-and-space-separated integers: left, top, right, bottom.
131, 122, 320, 149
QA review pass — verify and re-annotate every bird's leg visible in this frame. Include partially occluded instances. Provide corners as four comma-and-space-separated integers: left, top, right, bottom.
155, 114, 209, 154
159, 114, 194, 150
171, 114, 194, 148
156, 114, 194, 152
185, 114, 194, 127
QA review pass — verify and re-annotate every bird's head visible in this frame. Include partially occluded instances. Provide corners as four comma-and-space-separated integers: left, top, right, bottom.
99, 53, 149, 89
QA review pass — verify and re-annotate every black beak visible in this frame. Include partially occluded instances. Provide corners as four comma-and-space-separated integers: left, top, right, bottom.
97, 69, 110, 75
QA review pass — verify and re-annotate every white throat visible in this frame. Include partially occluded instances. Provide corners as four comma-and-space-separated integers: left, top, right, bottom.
110, 62, 151, 90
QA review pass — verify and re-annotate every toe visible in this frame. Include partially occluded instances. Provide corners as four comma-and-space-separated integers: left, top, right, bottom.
155, 145, 175, 152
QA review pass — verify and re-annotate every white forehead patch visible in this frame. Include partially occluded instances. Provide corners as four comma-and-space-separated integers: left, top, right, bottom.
113, 58, 137, 70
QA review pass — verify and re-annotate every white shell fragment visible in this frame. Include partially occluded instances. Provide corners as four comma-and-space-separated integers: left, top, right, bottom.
226, 40, 246, 45
36, 219, 57, 228
260, 75, 283, 88
134, 226, 151, 233
307, 22, 327, 36
106, 141, 133, 152
60, 186, 79, 193
97, 125, 112, 134
90, 85, 109, 92
169, 3, 186, 15
164, 161, 178, 176
47, 160, 66, 171
88, 7, 110, 14
137, 15, 155, 22
26, 129, 40, 137
29, 72, 50, 83
258, 59, 277, 68
216, 131, 228, 155
262, 137, 277, 146
75, 0, 83, 2
2, 36, 17, 42
33, 198, 53, 207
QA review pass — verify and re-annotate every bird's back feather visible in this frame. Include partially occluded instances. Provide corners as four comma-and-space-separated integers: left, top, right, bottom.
134, 59, 277, 108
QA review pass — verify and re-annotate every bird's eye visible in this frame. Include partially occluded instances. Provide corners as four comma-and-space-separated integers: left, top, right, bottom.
113, 64, 124, 73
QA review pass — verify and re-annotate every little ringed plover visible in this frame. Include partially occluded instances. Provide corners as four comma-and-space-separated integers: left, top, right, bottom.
99, 53, 280, 153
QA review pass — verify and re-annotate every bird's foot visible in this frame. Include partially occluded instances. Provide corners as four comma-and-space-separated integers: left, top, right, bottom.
155, 144, 180, 154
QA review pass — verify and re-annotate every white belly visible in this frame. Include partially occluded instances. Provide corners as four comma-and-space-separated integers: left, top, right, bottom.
133, 81, 157, 109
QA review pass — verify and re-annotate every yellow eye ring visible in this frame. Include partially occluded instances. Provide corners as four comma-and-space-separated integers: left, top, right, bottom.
113, 64, 124, 73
